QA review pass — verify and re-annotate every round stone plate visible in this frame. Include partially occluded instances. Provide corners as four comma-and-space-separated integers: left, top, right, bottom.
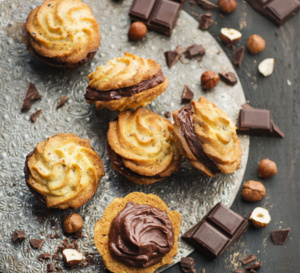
0, 0, 249, 272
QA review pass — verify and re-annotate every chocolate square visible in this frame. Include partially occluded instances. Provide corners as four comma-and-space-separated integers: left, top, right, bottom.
266, 0, 300, 21
240, 109, 271, 130
129, 0, 156, 22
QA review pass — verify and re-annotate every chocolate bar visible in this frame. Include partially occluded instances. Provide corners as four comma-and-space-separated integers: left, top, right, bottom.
129, 0, 181, 36
236, 104, 284, 138
182, 202, 249, 260
246, 0, 300, 26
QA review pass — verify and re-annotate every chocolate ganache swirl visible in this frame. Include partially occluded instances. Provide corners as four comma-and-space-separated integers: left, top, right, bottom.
178, 104, 221, 174
108, 202, 174, 268
85, 69, 164, 101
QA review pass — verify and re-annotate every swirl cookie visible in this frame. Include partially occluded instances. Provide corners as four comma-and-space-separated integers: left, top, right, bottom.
173, 97, 242, 177
22, 0, 100, 68
85, 53, 169, 111
94, 192, 181, 273
24, 133, 105, 209
107, 108, 181, 185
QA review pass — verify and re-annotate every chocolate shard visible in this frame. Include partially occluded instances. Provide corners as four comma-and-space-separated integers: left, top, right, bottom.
21, 83, 42, 112
52, 254, 60, 260
180, 257, 196, 273
30, 109, 42, 122
164, 111, 171, 118
241, 254, 257, 265
164, 45, 184, 69
233, 46, 245, 68
11, 230, 26, 243
184, 44, 205, 59
197, 0, 219, 9
47, 263, 55, 273
38, 253, 51, 261
219, 72, 238, 86
245, 262, 262, 271
199, 13, 213, 30
56, 95, 68, 109
29, 238, 45, 250
235, 269, 246, 273
182, 202, 249, 260
181, 85, 194, 104
271, 228, 291, 245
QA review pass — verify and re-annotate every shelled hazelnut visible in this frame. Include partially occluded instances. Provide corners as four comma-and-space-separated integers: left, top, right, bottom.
63, 213, 83, 234
242, 180, 266, 202
201, 71, 220, 90
128, 22, 147, 41
62, 249, 83, 268
258, 159, 277, 178
219, 0, 237, 13
220, 28, 242, 44
249, 207, 271, 228
247, 35, 266, 54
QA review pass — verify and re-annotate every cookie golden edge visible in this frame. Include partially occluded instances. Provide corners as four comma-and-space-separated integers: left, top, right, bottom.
94, 192, 181, 273
25, 133, 105, 209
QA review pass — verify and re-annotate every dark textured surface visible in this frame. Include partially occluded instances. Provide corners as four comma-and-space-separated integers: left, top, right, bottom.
166, 1, 300, 272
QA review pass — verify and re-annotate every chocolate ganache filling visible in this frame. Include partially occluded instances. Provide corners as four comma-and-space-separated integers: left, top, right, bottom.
108, 202, 174, 268
85, 69, 165, 101
177, 104, 221, 174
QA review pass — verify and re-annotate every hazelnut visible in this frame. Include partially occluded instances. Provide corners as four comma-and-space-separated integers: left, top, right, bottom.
201, 71, 220, 90
219, 0, 237, 13
128, 22, 147, 41
63, 213, 83, 234
62, 248, 83, 268
247, 35, 266, 54
258, 159, 277, 178
258, 58, 275, 77
249, 207, 271, 228
242, 180, 266, 202
220, 28, 242, 44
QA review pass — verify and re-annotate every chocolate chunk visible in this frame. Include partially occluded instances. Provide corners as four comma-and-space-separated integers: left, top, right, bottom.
80, 253, 95, 268
47, 263, 55, 272
246, 0, 300, 26
233, 46, 245, 68
11, 230, 25, 243
164, 111, 171, 118
164, 46, 184, 69
180, 257, 196, 273
30, 109, 42, 122
236, 104, 284, 138
245, 262, 262, 270
52, 254, 60, 260
71, 230, 84, 239
219, 72, 238, 86
182, 202, 249, 260
181, 85, 194, 104
56, 95, 68, 109
29, 238, 45, 250
184, 44, 205, 59
241, 254, 257, 265
21, 83, 42, 112
196, 0, 218, 9
235, 269, 245, 273
38, 253, 51, 261
271, 228, 291, 245
129, 0, 181, 36
199, 13, 213, 30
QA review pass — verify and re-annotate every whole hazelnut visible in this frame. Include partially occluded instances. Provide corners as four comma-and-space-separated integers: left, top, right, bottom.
247, 35, 266, 54
201, 71, 220, 90
63, 213, 83, 234
128, 22, 147, 41
242, 180, 266, 202
219, 0, 237, 13
258, 159, 277, 178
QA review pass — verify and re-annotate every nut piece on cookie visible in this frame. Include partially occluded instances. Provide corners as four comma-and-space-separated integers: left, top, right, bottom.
22, 0, 100, 68
94, 192, 181, 273
107, 108, 181, 185
85, 52, 169, 111
24, 133, 105, 209
172, 97, 242, 177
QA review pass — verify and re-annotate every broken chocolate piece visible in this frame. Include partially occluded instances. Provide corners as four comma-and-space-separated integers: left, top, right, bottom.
271, 228, 291, 245
235, 269, 246, 273
219, 72, 238, 86
245, 262, 262, 271
164, 45, 184, 69
11, 230, 25, 243
52, 254, 60, 260
164, 111, 171, 118
184, 44, 205, 59
197, 0, 218, 9
29, 238, 45, 250
199, 13, 213, 30
30, 109, 42, 122
47, 263, 55, 272
233, 46, 245, 68
182, 202, 249, 260
38, 253, 51, 261
181, 85, 194, 104
241, 254, 257, 265
56, 95, 68, 109
180, 257, 196, 273
21, 83, 42, 112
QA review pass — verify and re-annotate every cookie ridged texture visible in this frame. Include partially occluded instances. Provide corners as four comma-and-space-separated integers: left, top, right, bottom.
107, 108, 181, 184
25, 0, 100, 64
94, 192, 181, 273
26, 133, 105, 209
